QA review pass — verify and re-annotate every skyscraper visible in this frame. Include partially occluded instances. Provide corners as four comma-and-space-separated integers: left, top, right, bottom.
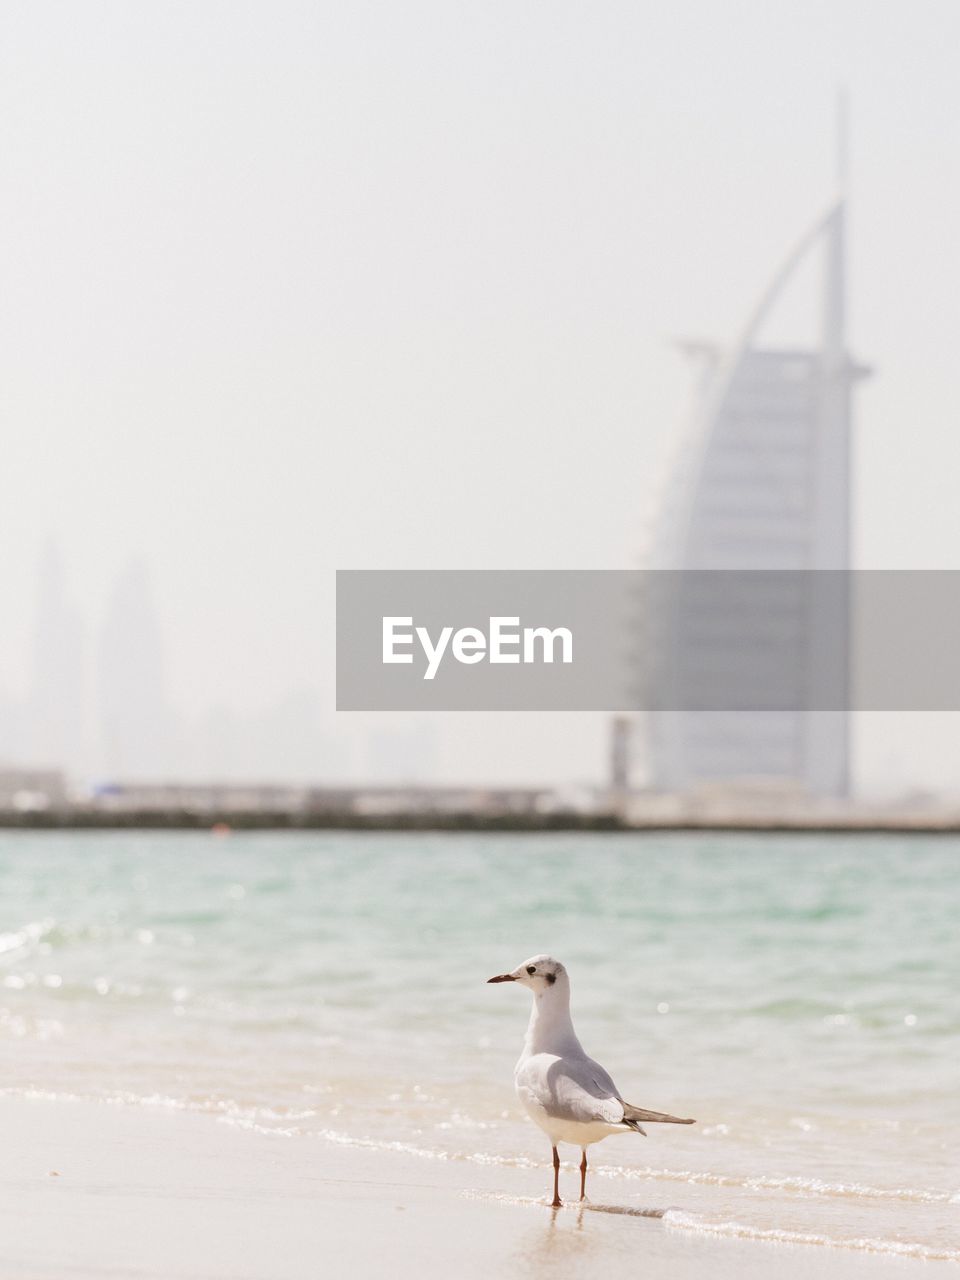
645, 110, 869, 797
27, 541, 86, 773
98, 559, 177, 780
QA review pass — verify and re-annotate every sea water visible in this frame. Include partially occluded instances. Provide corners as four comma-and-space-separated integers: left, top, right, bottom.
0, 830, 956, 1261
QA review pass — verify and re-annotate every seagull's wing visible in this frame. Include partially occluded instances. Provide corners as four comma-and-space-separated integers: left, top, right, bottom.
569, 1057, 696, 1127
521, 1053, 628, 1127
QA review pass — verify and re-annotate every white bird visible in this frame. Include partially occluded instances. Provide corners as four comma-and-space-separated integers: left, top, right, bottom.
488, 954, 695, 1207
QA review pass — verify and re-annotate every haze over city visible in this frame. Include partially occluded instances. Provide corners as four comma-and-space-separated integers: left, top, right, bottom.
3, 1, 960, 794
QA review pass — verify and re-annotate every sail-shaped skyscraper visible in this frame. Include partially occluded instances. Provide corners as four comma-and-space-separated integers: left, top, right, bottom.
645, 110, 870, 798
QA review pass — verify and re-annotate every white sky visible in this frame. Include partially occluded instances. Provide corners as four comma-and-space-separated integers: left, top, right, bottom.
2, 1, 960, 792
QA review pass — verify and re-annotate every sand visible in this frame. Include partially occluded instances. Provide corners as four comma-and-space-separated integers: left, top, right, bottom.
0, 1096, 931, 1280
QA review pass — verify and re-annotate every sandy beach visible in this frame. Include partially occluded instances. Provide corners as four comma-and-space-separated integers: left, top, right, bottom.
0, 831, 956, 1276
0, 1094, 946, 1280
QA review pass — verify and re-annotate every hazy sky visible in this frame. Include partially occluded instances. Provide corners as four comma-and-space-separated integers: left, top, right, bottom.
2, 1, 960, 791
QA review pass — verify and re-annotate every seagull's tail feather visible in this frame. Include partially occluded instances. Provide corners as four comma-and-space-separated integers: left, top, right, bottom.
622, 1118, 647, 1136
622, 1103, 696, 1126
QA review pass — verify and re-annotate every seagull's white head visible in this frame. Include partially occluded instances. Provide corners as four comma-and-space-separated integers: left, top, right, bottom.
487, 954, 568, 995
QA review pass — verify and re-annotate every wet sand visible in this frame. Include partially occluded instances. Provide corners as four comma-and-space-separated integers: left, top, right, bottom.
0, 1095, 933, 1280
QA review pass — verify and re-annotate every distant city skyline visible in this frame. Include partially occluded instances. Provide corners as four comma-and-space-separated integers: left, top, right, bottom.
2, 3, 960, 796
1, 545, 371, 785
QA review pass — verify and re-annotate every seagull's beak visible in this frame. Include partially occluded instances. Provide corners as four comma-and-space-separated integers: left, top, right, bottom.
487, 973, 517, 983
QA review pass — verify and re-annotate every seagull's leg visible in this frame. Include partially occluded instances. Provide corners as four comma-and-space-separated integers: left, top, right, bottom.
551, 1145, 562, 1208
579, 1149, 588, 1201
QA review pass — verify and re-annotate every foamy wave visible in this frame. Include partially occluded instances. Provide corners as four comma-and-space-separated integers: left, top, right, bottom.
595, 1163, 957, 1205
296, 1124, 958, 1209
663, 1210, 960, 1263
227, 1120, 543, 1167
0, 1086, 318, 1127
6, 1087, 956, 1229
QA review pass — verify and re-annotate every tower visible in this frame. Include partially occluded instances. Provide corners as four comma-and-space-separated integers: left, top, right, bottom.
644, 103, 869, 797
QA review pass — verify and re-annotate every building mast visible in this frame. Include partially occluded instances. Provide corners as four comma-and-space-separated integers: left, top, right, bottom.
817, 90, 849, 572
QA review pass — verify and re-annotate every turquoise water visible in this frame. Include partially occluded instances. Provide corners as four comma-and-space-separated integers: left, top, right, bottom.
0, 830, 957, 1260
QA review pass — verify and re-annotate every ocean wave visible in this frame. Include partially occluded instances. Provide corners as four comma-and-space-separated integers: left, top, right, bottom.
0, 918, 57, 955
261, 1123, 959, 1212
0, 1086, 318, 1127
5, 1086, 956, 1219
298, 1124, 957, 1209
662, 1209, 960, 1263
593, 1163, 958, 1205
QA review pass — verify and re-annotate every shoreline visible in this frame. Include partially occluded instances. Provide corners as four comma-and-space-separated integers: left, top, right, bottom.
0, 1095, 948, 1279
4, 811, 960, 833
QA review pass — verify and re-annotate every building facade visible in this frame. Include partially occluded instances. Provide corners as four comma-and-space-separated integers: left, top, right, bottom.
645, 166, 869, 797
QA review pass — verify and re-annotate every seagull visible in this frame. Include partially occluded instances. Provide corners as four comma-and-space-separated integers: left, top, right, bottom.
488, 954, 695, 1207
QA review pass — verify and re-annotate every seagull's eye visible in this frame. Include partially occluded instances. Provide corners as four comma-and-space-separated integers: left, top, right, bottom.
526, 965, 536, 975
